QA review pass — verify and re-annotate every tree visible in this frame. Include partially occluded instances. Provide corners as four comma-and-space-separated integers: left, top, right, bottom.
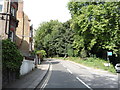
68, 1, 120, 59
35, 20, 75, 57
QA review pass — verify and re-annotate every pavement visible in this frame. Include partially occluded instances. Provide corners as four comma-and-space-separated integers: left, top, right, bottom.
3, 60, 50, 89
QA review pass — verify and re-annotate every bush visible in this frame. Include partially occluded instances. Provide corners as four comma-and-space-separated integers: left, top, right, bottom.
2, 39, 23, 72
36, 50, 46, 61
80, 48, 87, 58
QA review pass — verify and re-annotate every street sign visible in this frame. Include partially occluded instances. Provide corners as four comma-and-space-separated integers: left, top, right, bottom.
107, 51, 112, 56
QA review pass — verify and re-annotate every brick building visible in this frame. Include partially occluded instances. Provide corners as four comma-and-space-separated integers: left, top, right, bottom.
0, 0, 18, 41
16, 1, 34, 57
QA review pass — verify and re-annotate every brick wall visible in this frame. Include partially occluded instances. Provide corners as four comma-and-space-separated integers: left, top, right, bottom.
16, 1, 31, 56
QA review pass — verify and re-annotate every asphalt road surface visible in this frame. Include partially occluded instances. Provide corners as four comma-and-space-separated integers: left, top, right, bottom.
37, 59, 118, 90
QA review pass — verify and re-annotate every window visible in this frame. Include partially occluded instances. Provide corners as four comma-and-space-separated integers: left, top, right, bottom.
11, 7, 16, 17
29, 43, 32, 51
9, 31, 14, 42
0, 0, 3, 12
0, 4, 2, 12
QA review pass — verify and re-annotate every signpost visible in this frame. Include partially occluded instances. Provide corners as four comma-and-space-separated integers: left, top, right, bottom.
106, 51, 112, 67
107, 51, 112, 56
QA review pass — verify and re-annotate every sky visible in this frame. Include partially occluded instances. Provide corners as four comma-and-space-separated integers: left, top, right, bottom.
23, 0, 71, 29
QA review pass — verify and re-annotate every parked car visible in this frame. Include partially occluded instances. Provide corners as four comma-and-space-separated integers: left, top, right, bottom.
115, 63, 120, 73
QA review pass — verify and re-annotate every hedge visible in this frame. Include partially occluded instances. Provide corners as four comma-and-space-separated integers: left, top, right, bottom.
2, 39, 23, 72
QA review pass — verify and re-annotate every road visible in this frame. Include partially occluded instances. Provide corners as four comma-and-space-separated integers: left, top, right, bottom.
37, 59, 118, 89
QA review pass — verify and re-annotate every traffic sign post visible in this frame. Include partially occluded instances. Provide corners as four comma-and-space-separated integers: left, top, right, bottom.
107, 51, 112, 56
106, 51, 112, 68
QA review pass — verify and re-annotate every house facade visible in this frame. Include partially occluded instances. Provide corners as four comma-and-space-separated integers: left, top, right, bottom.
0, 0, 18, 41
16, 1, 34, 57
1, 0, 19, 87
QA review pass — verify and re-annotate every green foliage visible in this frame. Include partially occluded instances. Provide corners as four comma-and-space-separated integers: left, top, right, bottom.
36, 50, 47, 57
80, 48, 87, 58
55, 57, 116, 73
67, 44, 74, 57
35, 20, 75, 57
68, 1, 120, 58
35, 1, 120, 66
2, 39, 23, 72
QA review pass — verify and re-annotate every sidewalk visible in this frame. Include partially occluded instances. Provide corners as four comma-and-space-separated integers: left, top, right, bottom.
3, 60, 50, 89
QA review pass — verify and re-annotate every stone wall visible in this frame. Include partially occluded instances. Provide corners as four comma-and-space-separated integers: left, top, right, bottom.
16, 1, 31, 56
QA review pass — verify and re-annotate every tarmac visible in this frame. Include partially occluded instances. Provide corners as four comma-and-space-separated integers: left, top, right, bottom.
3, 59, 50, 89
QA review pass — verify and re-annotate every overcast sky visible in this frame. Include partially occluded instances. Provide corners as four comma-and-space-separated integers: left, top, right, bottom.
23, 0, 71, 29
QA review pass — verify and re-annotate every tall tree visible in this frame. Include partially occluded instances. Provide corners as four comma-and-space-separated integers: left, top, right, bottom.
34, 20, 74, 57
68, 1, 120, 59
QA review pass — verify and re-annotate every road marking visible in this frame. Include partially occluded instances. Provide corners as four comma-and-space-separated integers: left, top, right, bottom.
76, 77, 93, 90
61, 63, 66, 68
63, 65, 66, 68
67, 69, 73, 74
41, 63, 52, 89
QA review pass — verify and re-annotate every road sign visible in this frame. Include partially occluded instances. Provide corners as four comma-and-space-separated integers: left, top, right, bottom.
107, 51, 112, 56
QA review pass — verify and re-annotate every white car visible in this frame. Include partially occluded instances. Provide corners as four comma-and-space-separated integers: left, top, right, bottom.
115, 63, 120, 73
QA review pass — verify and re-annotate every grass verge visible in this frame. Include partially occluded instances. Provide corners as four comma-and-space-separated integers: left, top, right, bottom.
54, 57, 116, 74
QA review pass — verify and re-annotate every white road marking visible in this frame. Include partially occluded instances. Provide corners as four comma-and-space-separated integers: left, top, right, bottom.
41, 63, 52, 89
67, 69, 73, 74
63, 65, 66, 68
61, 63, 66, 68
76, 77, 93, 90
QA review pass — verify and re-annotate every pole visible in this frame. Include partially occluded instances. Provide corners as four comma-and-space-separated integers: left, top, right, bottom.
8, 0, 11, 38
107, 51, 112, 68
5, 0, 9, 35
